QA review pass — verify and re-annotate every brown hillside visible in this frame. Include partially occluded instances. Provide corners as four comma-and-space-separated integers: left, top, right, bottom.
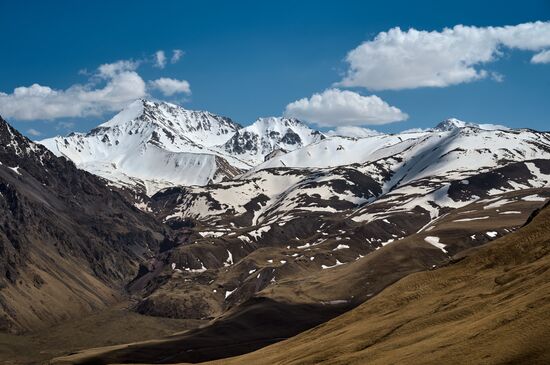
201, 203, 550, 364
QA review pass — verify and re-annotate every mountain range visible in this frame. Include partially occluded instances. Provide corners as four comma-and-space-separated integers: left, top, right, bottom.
0, 99, 549, 364
40, 99, 324, 195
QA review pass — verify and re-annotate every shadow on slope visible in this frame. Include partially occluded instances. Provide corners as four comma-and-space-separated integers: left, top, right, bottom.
200, 202, 550, 365
52, 297, 350, 364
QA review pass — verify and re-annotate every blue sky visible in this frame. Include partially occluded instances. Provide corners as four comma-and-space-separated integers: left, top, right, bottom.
0, 0, 549, 138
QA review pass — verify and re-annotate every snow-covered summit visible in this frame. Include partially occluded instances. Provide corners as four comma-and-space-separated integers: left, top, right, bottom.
38, 100, 327, 195
95, 99, 241, 148
254, 120, 544, 176
220, 116, 325, 165
433, 118, 509, 132
39, 99, 245, 195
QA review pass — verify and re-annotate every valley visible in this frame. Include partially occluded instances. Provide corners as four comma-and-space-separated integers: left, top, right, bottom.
0, 101, 549, 364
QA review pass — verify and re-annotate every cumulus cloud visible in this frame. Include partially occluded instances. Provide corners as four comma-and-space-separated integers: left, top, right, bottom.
338, 21, 550, 90
325, 126, 382, 138
148, 78, 191, 96
532, 49, 550, 64
154, 50, 167, 68
0, 60, 149, 120
0, 52, 193, 121
171, 49, 184, 63
284, 88, 408, 127
97, 59, 139, 77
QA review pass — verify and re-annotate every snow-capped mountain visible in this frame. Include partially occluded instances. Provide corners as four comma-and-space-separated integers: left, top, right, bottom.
40, 99, 249, 195
152, 123, 550, 233
254, 122, 540, 171
5, 111, 550, 361
37, 99, 540, 200
433, 117, 510, 131
220, 117, 325, 165
39, 100, 325, 195
140, 121, 550, 331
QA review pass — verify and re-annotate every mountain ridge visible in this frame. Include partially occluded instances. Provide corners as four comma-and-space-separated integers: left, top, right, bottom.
39, 99, 323, 195
1, 110, 549, 363
0, 115, 169, 333
39, 99, 532, 197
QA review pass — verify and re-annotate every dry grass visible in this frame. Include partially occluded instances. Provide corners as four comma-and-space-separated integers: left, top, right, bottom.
201, 205, 550, 365
51, 199, 550, 365
0, 302, 204, 365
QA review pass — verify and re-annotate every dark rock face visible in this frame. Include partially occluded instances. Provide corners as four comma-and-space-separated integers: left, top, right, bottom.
448, 159, 550, 201
224, 130, 260, 154
0, 116, 168, 332
280, 130, 301, 145
221, 118, 324, 163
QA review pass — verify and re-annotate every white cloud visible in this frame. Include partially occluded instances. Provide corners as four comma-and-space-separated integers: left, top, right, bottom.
0, 52, 193, 121
26, 128, 41, 136
171, 49, 184, 63
284, 88, 408, 127
154, 50, 167, 69
0, 60, 147, 120
338, 21, 550, 90
97, 59, 139, 78
325, 126, 382, 138
532, 49, 550, 64
491, 72, 504, 82
149, 78, 191, 96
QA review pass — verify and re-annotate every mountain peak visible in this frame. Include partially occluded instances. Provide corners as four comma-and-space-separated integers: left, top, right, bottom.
38, 100, 246, 195
0, 115, 30, 151
98, 99, 240, 132
433, 118, 469, 131
249, 116, 308, 133
434, 118, 509, 132
222, 116, 324, 165
98, 99, 146, 128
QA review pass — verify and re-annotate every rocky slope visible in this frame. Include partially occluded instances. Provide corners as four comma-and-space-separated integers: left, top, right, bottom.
4, 110, 550, 363
0, 116, 167, 333
197, 201, 550, 365
220, 116, 325, 165
49, 121, 550, 363
50, 188, 550, 364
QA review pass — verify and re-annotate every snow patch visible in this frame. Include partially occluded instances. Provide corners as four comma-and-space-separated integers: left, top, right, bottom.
225, 289, 236, 299
321, 260, 345, 269
453, 216, 489, 222
522, 194, 546, 202
424, 236, 447, 253
224, 250, 234, 267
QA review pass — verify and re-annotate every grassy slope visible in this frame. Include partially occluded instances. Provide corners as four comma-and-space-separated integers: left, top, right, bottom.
0, 303, 205, 365
205, 204, 550, 365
